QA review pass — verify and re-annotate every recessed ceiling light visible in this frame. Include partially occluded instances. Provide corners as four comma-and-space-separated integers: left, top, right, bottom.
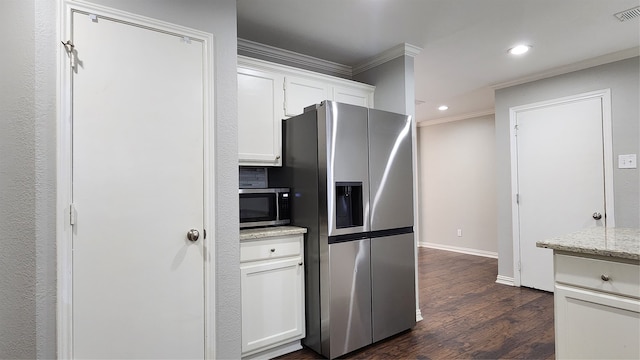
508, 44, 531, 55
438, 105, 449, 111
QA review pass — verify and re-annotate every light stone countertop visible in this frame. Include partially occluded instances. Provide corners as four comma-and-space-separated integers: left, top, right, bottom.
536, 227, 640, 261
240, 225, 307, 241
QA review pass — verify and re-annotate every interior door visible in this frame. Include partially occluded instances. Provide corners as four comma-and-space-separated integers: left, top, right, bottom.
516, 97, 605, 292
71, 11, 205, 358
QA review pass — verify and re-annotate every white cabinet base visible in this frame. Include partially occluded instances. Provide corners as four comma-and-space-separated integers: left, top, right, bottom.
241, 257, 304, 354
240, 231, 306, 359
242, 340, 302, 360
555, 284, 640, 359
553, 252, 640, 360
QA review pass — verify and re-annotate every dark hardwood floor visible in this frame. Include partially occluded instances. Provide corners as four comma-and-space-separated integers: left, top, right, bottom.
276, 247, 555, 359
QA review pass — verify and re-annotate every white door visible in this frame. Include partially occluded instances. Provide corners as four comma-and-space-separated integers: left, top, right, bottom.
71, 11, 205, 358
515, 97, 607, 292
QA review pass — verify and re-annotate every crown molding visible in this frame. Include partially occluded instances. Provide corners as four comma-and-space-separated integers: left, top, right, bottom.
353, 43, 423, 75
417, 109, 495, 127
237, 38, 352, 77
491, 46, 640, 90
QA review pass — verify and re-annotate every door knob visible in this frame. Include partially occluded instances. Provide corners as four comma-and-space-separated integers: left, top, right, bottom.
592, 212, 602, 220
187, 229, 200, 242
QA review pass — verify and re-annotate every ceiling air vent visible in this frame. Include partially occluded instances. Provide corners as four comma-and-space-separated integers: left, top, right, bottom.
614, 6, 640, 21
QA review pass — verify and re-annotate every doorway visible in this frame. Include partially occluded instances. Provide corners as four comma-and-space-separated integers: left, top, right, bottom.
58, 2, 215, 358
510, 90, 615, 291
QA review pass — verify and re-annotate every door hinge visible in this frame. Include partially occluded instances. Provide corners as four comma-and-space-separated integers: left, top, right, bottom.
517, 261, 521, 271
516, 193, 520, 204
203, 229, 207, 239
69, 203, 77, 226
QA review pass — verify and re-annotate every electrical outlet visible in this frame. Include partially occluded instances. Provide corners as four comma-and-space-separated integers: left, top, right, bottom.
457, 229, 462, 237
618, 154, 637, 169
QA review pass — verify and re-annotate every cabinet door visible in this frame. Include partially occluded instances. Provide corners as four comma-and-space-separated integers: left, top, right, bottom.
241, 257, 304, 355
284, 76, 329, 117
555, 284, 640, 359
238, 67, 284, 166
332, 85, 373, 108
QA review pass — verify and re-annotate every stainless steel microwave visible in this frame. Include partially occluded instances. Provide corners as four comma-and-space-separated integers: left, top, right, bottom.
239, 188, 290, 228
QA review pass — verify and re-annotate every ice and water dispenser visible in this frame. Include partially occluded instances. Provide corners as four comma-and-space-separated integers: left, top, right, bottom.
335, 182, 363, 228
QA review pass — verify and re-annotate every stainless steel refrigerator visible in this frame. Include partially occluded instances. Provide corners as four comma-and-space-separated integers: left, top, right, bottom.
281, 101, 415, 359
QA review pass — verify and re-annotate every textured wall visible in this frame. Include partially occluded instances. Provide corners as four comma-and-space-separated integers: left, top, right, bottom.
34, 1, 58, 358
495, 57, 640, 279
418, 115, 498, 255
0, 1, 37, 359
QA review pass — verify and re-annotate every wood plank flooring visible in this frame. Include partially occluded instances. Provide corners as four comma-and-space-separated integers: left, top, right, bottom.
276, 247, 555, 359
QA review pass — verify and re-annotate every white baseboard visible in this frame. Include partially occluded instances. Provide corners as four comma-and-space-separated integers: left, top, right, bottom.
495, 275, 515, 286
416, 308, 423, 322
242, 340, 302, 360
419, 242, 498, 259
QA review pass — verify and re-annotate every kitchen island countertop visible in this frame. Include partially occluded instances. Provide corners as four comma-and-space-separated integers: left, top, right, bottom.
240, 225, 307, 241
536, 227, 640, 261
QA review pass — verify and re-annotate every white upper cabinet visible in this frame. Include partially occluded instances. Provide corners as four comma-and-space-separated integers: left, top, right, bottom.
284, 76, 330, 117
332, 85, 374, 108
238, 67, 285, 167
238, 56, 375, 167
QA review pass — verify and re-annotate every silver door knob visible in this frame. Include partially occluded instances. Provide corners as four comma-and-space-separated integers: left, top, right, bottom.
592, 212, 602, 220
187, 229, 200, 242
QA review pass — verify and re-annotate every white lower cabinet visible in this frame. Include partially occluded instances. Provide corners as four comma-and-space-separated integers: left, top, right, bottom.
241, 233, 305, 359
554, 253, 640, 359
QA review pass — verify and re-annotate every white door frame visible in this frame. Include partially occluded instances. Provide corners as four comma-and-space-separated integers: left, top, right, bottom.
56, 1, 216, 357
509, 89, 615, 287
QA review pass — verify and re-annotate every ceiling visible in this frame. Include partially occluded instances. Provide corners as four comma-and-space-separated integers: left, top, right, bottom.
236, 0, 640, 123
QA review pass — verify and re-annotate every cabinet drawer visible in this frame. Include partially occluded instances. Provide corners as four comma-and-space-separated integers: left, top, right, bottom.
555, 254, 640, 298
241, 235, 302, 263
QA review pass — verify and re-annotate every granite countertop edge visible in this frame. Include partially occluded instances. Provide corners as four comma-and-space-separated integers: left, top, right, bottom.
536, 243, 639, 260
240, 225, 307, 240
536, 227, 640, 261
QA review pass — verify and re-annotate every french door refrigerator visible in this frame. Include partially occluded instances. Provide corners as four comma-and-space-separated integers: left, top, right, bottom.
281, 101, 415, 359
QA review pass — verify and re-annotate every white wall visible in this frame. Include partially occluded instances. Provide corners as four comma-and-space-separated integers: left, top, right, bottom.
418, 115, 498, 257
0, 1, 37, 358
354, 56, 415, 116
495, 57, 640, 279
0, 1, 241, 358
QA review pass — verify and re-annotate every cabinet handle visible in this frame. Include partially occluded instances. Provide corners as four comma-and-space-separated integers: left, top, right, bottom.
298, 262, 303, 266
270, 248, 276, 253
601, 274, 610, 281
275, 155, 281, 160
